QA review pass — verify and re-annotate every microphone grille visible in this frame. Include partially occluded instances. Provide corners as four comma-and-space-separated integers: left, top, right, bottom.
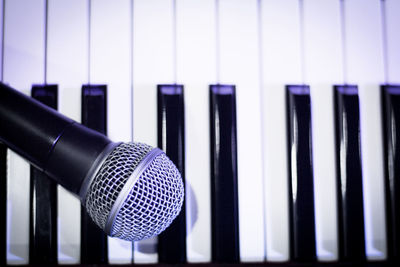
84, 142, 184, 241
84, 142, 153, 230
110, 152, 183, 241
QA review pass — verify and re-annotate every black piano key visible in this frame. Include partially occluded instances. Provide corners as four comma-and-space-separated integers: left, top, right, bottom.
210, 84, 240, 263
80, 84, 108, 264
157, 84, 186, 264
334, 85, 365, 261
381, 85, 400, 262
333, 85, 365, 261
0, 144, 6, 266
29, 84, 58, 264
286, 85, 316, 262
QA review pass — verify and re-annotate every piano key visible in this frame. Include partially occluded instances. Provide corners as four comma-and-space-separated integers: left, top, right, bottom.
218, 0, 265, 261
157, 84, 186, 263
382, 0, 400, 262
381, 85, 400, 262
175, 0, 214, 262
46, 0, 88, 263
88, 0, 132, 262
29, 85, 58, 264
260, 0, 302, 261
344, 0, 387, 259
384, 0, 400, 84
133, 0, 175, 263
209, 84, 240, 263
0, 1, 5, 265
0, 0, 3, 82
3, 0, 45, 264
0, 143, 5, 266
334, 85, 365, 261
286, 85, 316, 262
80, 85, 108, 264
302, 0, 342, 261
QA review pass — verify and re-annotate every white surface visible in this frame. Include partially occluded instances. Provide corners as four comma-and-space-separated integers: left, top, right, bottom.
218, 0, 265, 262
385, 0, 400, 84
176, 0, 215, 262
132, 0, 175, 263
344, 0, 387, 260
260, 0, 301, 261
47, 0, 89, 263
303, 0, 342, 261
89, 0, 133, 263
3, 0, 45, 264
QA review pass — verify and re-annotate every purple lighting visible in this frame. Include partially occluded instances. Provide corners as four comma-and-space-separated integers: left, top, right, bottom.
335, 85, 358, 95
287, 85, 310, 95
159, 84, 183, 95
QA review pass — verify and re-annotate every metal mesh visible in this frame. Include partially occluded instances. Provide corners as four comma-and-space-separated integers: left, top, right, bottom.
84, 142, 153, 230
109, 152, 184, 241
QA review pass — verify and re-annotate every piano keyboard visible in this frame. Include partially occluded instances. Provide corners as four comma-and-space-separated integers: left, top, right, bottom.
0, 0, 399, 265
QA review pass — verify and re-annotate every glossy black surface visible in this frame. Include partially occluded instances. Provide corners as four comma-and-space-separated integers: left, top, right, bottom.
286, 85, 316, 261
157, 84, 186, 263
80, 84, 108, 264
0, 144, 6, 266
381, 85, 400, 263
29, 84, 58, 264
210, 84, 239, 263
334, 85, 365, 261
0, 83, 110, 194
0, 83, 73, 171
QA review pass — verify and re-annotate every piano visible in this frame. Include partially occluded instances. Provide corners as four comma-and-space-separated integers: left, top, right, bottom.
0, 0, 399, 266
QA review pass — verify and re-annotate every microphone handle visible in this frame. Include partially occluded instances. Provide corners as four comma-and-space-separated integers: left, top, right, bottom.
0, 82, 114, 195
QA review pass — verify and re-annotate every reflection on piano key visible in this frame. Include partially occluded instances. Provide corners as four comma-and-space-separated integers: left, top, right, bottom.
133, 0, 175, 263
30, 85, 58, 264
210, 84, 239, 263
286, 85, 316, 262
157, 84, 186, 263
344, 0, 386, 259
303, 0, 342, 261
47, 0, 89, 263
80, 85, 108, 264
4, 0, 45, 264
218, 0, 265, 262
381, 85, 400, 263
334, 85, 365, 261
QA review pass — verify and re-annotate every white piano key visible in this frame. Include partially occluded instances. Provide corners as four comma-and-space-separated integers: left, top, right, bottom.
261, 0, 302, 262
385, 0, 400, 84
89, 0, 133, 263
3, 0, 45, 264
218, 0, 265, 262
132, 0, 175, 263
176, 0, 215, 262
303, 0, 343, 261
47, 0, 89, 263
344, 0, 387, 260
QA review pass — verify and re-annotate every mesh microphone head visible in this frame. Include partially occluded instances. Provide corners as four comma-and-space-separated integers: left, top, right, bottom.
83, 142, 184, 241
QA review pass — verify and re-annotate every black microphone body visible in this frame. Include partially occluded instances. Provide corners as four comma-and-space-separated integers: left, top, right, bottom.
0, 82, 184, 242
0, 82, 114, 195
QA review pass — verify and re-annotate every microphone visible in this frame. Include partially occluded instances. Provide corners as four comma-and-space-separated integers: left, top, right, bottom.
0, 82, 184, 241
